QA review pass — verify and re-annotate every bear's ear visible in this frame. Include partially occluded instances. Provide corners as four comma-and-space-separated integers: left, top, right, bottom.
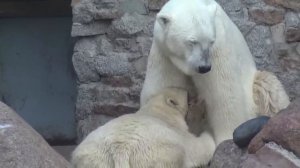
157, 14, 171, 28
166, 97, 179, 108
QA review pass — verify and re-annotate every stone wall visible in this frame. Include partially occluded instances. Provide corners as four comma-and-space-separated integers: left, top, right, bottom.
71, 0, 300, 142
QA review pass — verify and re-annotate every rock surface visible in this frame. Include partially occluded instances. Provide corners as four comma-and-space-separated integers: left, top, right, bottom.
0, 101, 71, 168
209, 140, 300, 168
209, 140, 248, 168
264, 0, 300, 11
249, 5, 285, 25
211, 98, 300, 168
248, 98, 300, 157
243, 142, 300, 168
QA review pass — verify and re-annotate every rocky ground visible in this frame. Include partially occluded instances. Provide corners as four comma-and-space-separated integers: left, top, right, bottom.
0, 98, 299, 168
209, 98, 300, 168
0, 101, 71, 168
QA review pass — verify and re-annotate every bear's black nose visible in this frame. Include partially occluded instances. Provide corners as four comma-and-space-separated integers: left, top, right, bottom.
198, 66, 211, 73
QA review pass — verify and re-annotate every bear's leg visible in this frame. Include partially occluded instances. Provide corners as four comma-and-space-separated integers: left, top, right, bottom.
184, 131, 216, 168
253, 70, 290, 116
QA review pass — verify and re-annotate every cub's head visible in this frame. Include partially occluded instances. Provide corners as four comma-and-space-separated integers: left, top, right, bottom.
146, 87, 188, 118
154, 0, 218, 75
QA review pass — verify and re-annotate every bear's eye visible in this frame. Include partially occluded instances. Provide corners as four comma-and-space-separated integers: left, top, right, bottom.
188, 40, 199, 46
167, 98, 179, 106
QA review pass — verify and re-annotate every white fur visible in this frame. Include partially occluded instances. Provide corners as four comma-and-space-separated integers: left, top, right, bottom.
141, 0, 290, 164
71, 88, 215, 168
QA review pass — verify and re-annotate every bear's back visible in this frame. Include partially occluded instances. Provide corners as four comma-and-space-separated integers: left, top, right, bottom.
74, 113, 185, 167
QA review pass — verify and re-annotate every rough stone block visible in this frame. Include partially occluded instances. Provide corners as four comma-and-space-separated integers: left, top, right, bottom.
264, 0, 300, 11
72, 52, 100, 83
94, 53, 132, 75
137, 36, 153, 57
133, 56, 148, 75
245, 25, 273, 67
148, 0, 169, 11
296, 43, 300, 55
271, 23, 285, 43
71, 22, 110, 37
92, 104, 138, 117
72, 0, 121, 24
110, 13, 153, 37
75, 83, 140, 121
74, 35, 113, 55
101, 76, 133, 87
285, 12, 300, 28
234, 20, 257, 36
120, 0, 149, 15
115, 38, 139, 52
249, 6, 285, 25
286, 28, 300, 42
73, 51, 133, 83
273, 42, 289, 56
240, 0, 263, 6
93, 89, 128, 103
216, 0, 245, 18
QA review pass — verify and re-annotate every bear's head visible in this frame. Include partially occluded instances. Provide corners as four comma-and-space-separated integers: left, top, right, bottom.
154, 0, 218, 75
145, 87, 188, 118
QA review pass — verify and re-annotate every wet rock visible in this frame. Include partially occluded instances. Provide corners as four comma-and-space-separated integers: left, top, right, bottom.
233, 116, 270, 148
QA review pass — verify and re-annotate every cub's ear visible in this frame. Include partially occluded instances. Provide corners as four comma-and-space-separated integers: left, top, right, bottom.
157, 14, 171, 28
166, 97, 179, 108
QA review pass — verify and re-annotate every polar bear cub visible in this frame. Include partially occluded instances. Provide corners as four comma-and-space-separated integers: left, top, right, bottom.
71, 88, 215, 168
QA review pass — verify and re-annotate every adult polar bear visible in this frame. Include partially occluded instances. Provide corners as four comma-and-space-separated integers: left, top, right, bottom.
141, 0, 290, 162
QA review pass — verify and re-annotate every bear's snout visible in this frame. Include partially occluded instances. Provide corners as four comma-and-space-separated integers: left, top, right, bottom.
198, 65, 211, 73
